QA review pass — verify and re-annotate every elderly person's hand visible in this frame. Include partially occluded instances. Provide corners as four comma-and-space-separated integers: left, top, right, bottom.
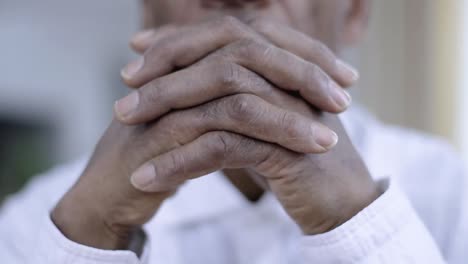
52, 17, 380, 251
117, 16, 357, 124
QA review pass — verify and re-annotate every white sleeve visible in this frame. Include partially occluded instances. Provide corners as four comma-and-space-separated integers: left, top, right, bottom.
300, 179, 446, 263
0, 158, 151, 264
30, 213, 149, 264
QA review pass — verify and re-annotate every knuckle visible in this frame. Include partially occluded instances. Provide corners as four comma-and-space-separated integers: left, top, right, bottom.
207, 131, 235, 158
219, 16, 246, 35
165, 151, 187, 179
155, 112, 184, 142
248, 17, 274, 35
254, 146, 282, 172
232, 39, 266, 60
200, 100, 224, 123
140, 81, 166, 110
216, 62, 242, 88
211, 60, 270, 96
280, 112, 304, 140
141, 80, 160, 102
313, 41, 331, 55
226, 94, 257, 120
312, 40, 336, 63
237, 136, 260, 155
146, 39, 171, 65
304, 64, 328, 92
207, 131, 257, 165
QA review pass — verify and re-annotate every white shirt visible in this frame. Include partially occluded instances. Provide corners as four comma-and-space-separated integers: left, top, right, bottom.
0, 106, 466, 263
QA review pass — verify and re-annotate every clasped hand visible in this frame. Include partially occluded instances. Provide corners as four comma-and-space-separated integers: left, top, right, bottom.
52, 17, 380, 250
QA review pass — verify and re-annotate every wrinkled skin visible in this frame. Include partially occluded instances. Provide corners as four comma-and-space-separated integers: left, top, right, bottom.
52, 0, 379, 251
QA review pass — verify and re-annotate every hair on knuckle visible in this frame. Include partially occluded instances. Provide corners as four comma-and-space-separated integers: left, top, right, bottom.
218, 62, 241, 88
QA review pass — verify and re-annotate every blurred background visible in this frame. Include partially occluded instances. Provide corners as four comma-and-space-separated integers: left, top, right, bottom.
0, 0, 467, 201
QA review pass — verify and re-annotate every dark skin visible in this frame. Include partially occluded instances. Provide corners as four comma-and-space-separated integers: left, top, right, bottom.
52, 0, 380, 251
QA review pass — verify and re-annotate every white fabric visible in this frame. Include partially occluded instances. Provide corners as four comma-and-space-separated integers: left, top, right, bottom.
1, 106, 467, 263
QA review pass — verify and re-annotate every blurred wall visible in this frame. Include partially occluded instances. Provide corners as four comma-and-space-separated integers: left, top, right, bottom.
457, 0, 468, 161
0, 0, 140, 162
355, 0, 468, 155
353, 0, 435, 133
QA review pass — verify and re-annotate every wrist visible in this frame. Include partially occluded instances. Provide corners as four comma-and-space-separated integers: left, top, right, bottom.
300, 178, 382, 235
51, 190, 135, 250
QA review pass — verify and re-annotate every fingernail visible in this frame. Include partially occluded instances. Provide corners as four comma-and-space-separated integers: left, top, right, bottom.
330, 81, 352, 110
114, 92, 139, 120
121, 57, 144, 80
131, 30, 155, 45
131, 163, 156, 191
336, 59, 359, 83
312, 125, 339, 150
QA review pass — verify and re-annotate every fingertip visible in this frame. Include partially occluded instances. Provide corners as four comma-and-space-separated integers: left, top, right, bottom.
311, 124, 339, 152
113, 102, 131, 124
324, 80, 352, 113
131, 163, 156, 192
114, 92, 139, 124
129, 41, 148, 55
336, 59, 360, 86
121, 57, 144, 82
120, 76, 140, 90
327, 131, 339, 149
130, 30, 156, 50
